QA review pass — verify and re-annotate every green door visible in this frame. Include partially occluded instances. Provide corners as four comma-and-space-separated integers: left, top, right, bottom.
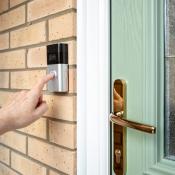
111, 0, 175, 174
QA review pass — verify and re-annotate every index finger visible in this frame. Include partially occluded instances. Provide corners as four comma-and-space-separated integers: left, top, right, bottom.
33, 73, 54, 93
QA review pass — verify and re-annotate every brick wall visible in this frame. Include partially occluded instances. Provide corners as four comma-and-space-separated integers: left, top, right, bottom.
0, 0, 77, 175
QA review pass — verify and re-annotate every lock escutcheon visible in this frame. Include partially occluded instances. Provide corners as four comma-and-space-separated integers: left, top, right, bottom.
115, 149, 121, 164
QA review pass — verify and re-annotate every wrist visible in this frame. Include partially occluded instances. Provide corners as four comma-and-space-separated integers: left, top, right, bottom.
0, 108, 11, 135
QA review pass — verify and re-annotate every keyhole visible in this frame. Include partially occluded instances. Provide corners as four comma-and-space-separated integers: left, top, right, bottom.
115, 149, 121, 164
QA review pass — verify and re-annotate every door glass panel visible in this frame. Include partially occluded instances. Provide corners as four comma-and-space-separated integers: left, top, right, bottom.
165, 0, 175, 159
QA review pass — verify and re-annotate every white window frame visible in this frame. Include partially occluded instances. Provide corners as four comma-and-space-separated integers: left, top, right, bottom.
77, 0, 110, 174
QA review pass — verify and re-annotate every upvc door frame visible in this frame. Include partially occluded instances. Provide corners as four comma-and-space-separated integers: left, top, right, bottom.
77, 0, 110, 174
77, 0, 175, 174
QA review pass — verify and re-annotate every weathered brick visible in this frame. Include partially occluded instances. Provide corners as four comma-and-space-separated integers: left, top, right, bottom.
0, 6, 25, 32
10, 0, 26, 7
49, 12, 76, 41
27, 46, 47, 68
0, 163, 18, 175
0, 0, 77, 173
49, 170, 61, 175
44, 95, 76, 121
28, 0, 76, 21
0, 72, 9, 88
68, 40, 76, 65
0, 50, 25, 69
10, 22, 46, 48
0, 145, 10, 165
28, 137, 76, 175
11, 152, 47, 175
19, 118, 47, 139
0, 33, 9, 50
49, 120, 76, 149
11, 70, 46, 89
0, 92, 76, 121
69, 68, 76, 93
0, 132, 26, 153
0, 0, 8, 13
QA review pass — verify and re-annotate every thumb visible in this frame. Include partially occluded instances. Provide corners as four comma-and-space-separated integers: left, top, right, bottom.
33, 101, 48, 118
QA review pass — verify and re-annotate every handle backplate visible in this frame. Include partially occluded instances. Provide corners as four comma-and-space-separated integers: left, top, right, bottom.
111, 79, 126, 175
110, 79, 156, 175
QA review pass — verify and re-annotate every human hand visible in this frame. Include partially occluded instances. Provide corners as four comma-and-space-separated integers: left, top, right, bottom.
0, 74, 54, 134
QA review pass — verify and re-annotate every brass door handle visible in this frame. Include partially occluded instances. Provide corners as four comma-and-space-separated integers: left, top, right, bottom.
110, 112, 156, 134
111, 79, 156, 174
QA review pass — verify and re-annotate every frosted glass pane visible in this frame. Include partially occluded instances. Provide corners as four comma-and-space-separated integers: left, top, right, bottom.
165, 0, 175, 159
165, 58, 175, 159
165, 0, 175, 56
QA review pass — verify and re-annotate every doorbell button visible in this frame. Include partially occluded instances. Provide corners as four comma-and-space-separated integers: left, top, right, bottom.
50, 70, 57, 78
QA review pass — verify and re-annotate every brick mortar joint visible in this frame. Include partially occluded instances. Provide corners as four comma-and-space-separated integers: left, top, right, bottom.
0, 0, 35, 16
0, 37, 77, 54
17, 130, 77, 151
0, 160, 23, 175
0, 8, 77, 35
0, 89, 77, 97
0, 143, 73, 175
0, 65, 77, 72
0, 1, 77, 173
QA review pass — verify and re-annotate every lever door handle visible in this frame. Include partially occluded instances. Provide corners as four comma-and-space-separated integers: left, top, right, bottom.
110, 112, 156, 134
111, 79, 156, 174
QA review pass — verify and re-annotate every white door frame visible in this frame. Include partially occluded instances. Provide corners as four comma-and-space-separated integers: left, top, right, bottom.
77, 0, 110, 174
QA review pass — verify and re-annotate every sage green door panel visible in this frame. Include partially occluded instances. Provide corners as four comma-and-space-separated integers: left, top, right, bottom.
110, 0, 173, 174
